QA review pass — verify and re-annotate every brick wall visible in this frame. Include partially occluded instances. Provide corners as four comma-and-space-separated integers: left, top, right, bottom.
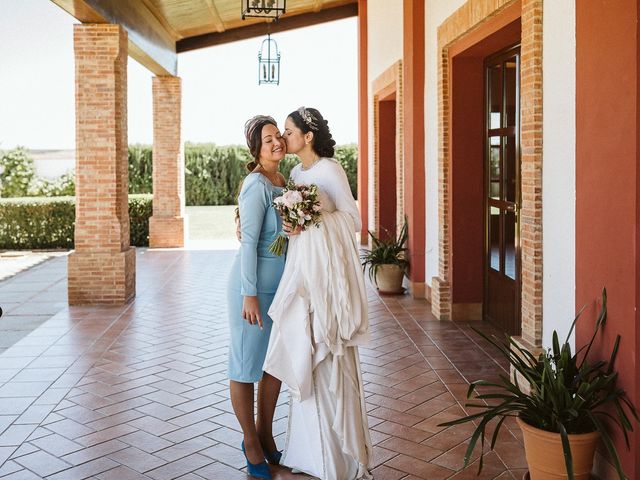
149, 76, 186, 248
68, 24, 135, 305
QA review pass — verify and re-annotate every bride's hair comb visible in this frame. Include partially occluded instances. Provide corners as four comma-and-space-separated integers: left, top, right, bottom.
297, 106, 319, 131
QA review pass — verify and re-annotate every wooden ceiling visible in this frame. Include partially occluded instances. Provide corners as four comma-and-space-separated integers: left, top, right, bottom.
145, 0, 354, 39
51, 0, 357, 75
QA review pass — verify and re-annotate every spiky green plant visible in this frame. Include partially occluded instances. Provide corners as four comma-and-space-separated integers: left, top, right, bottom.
360, 220, 408, 285
439, 289, 638, 479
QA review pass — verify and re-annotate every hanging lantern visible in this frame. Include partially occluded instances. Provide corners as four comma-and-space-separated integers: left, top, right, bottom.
242, 0, 286, 20
258, 34, 281, 85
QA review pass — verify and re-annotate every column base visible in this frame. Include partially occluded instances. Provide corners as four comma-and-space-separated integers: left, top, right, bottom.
68, 247, 136, 305
149, 215, 186, 248
452, 303, 482, 321
408, 280, 427, 299
430, 276, 451, 320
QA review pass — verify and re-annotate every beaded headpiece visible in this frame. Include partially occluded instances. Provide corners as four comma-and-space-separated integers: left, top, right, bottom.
297, 106, 319, 131
244, 115, 277, 148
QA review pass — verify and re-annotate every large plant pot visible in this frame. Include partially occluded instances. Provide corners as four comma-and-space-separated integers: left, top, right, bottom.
517, 417, 600, 480
375, 264, 404, 294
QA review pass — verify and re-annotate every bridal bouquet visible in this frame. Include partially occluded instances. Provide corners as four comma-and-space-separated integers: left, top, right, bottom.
269, 181, 323, 256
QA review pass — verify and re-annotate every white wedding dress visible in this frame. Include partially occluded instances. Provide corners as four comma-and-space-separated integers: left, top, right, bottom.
264, 158, 373, 480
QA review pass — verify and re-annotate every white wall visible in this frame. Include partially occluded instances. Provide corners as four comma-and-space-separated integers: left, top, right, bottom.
542, 0, 576, 349
366, 0, 403, 231
424, 0, 467, 285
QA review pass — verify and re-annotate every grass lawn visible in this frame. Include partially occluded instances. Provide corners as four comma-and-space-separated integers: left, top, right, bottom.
186, 205, 237, 240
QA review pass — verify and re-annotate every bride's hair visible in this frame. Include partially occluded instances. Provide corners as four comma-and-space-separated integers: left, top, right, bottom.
288, 107, 336, 158
244, 115, 278, 172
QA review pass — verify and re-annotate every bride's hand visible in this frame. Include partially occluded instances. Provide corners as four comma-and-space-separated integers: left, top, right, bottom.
242, 296, 263, 329
283, 220, 302, 236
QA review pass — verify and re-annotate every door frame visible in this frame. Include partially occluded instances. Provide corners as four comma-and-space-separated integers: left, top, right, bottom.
483, 44, 522, 335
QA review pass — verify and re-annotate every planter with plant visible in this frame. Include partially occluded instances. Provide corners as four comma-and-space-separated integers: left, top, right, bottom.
438, 289, 638, 480
360, 221, 408, 294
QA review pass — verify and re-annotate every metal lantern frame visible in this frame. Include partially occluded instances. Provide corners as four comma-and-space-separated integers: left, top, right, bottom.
258, 33, 281, 85
241, 0, 286, 20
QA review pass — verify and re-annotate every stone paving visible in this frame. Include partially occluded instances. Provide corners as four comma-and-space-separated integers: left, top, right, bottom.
0, 249, 526, 479
0, 255, 69, 355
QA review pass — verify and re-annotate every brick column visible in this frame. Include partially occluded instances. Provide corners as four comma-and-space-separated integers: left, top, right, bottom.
149, 76, 186, 248
68, 24, 135, 305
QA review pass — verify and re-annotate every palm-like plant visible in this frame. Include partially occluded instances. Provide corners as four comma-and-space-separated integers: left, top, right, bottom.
360, 220, 408, 284
439, 289, 638, 479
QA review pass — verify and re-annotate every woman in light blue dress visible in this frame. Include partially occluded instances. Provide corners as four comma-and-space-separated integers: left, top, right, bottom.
227, 115, 286, 479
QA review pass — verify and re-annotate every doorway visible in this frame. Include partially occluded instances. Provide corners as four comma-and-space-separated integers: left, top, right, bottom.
484, 46, 521, 335
378, 94, 397, 240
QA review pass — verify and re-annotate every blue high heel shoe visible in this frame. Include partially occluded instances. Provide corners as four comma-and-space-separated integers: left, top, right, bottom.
264, 448, 282, 466
241, 440, 272, 479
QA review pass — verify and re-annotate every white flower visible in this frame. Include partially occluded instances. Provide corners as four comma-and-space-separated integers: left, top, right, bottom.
283, 190, 303, 208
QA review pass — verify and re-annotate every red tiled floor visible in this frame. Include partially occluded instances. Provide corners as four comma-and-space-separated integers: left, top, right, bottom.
0, 250, 525, 478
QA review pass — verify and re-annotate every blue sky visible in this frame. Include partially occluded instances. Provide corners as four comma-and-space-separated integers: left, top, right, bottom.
0, 0, 357, 150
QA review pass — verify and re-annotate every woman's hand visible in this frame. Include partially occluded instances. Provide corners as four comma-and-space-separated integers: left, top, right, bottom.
235, 214, 242, 242
242, 296, 263, 329
283, 220, 303, 236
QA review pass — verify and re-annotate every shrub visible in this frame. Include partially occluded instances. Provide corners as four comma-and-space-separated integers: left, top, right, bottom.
30, 171, 76, 197
0, 196, 75, 249
129, 144, 153, 194
0, 148, 37, 198
184, 144, 251, 206
128, 194, 153, 247
1, 144, 358, 205
0, 194, 152, 249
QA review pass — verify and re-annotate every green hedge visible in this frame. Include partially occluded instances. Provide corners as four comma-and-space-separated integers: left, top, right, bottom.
128, 143, 358, 205
0, 194, 152, 250
2, 144, 358, 207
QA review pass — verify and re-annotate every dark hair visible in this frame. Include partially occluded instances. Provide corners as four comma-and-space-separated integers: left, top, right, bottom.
288, 107, 336, 158
245, 116, 278, 172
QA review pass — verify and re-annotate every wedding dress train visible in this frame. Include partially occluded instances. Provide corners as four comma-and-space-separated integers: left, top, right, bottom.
264, 159, 372, 480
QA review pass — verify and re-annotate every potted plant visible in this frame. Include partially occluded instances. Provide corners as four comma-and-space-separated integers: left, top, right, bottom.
360, 221, 408, 294
439, 289, 638, 480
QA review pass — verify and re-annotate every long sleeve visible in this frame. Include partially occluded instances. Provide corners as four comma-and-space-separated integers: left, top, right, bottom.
327, 161, 362, 232
238, 177, 267, 296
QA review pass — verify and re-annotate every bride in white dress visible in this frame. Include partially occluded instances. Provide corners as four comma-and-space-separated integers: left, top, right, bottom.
263, 107, 373, 480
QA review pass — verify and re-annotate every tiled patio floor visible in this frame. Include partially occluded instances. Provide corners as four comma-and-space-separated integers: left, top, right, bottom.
0, 249, 526, 479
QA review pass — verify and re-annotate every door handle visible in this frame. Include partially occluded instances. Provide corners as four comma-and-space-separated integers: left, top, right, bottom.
505, 203, 518, 213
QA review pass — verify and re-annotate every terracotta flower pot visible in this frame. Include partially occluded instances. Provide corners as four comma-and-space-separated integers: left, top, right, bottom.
375, 264, 404, 294
517, 417, 600, 480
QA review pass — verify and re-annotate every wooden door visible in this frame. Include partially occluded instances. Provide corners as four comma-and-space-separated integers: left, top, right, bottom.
484, 46, 521, 335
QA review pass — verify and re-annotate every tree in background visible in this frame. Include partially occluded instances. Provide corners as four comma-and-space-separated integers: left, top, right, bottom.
0, 147, 36, 197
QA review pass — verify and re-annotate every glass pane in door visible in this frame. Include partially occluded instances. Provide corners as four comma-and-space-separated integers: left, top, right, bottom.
505, 58, 518, 127
505, 135, 516, 202
489, 65, 503, 129
489, 206, 500, 271
505, 211, 516, 279
490, 137, 501, 199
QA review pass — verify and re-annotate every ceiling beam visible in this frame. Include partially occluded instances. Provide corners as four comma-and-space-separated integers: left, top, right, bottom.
51, 0, 177, 76
176, 3, 358, 53
203, 0, 226, 33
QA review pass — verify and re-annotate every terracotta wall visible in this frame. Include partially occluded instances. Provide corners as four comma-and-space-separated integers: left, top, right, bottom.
378, 99, 397, 238
451, 56, 484, 303
576, 0, 639, 477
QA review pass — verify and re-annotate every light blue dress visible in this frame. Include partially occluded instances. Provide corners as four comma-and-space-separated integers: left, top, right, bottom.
227, 173, 285, 383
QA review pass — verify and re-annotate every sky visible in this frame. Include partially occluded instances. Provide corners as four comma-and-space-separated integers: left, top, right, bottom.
0, 0, 358, 150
